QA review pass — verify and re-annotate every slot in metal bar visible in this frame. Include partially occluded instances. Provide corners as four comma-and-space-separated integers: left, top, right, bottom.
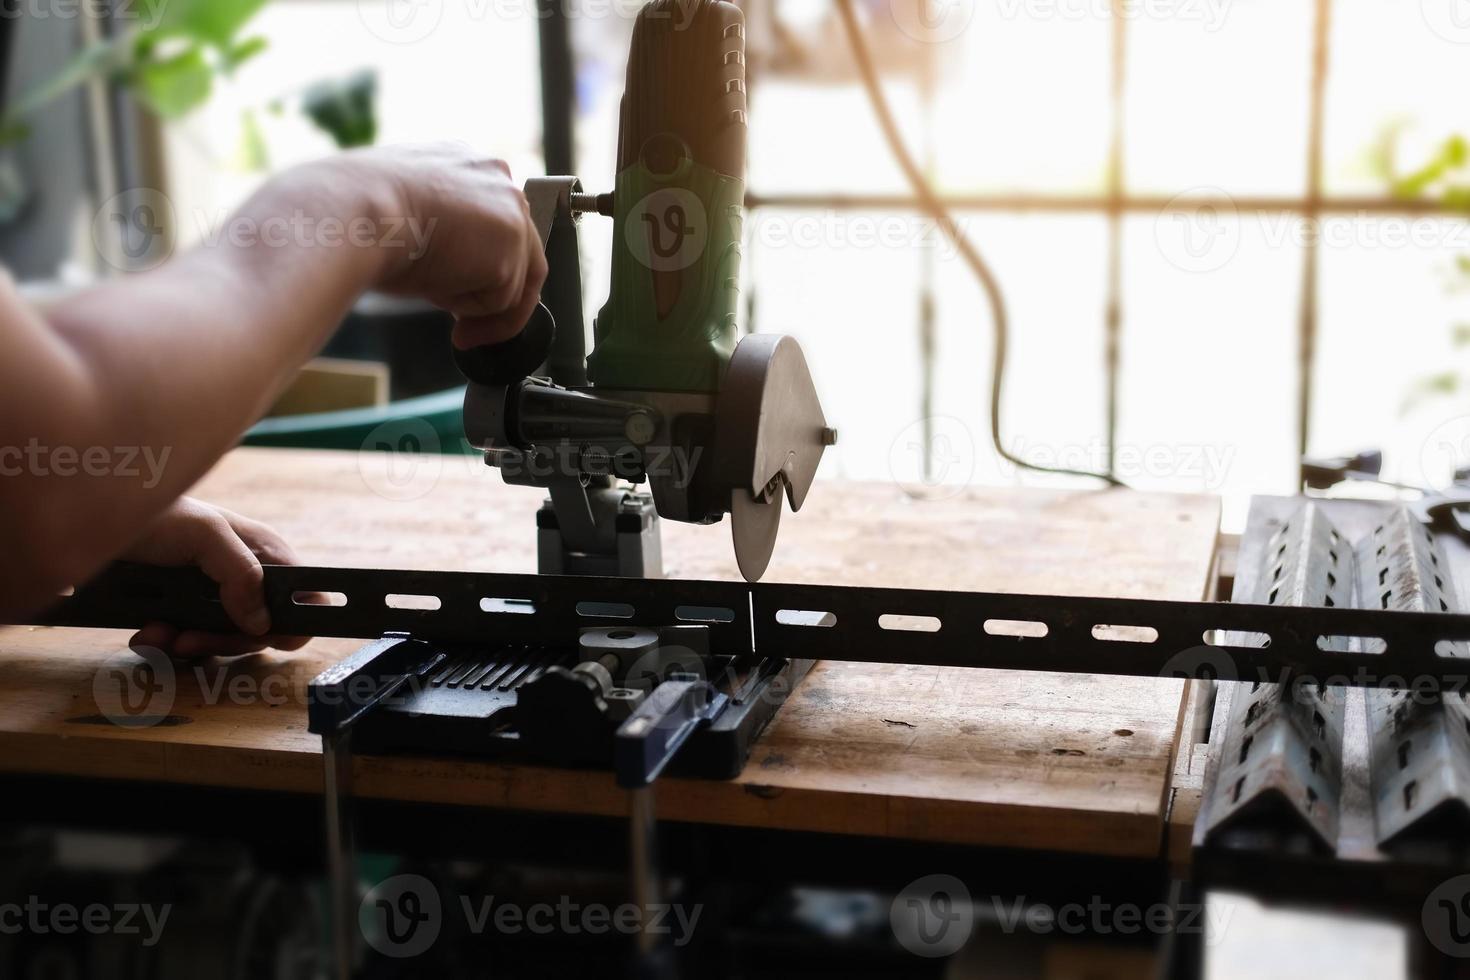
35, 560, 1470, 688
747, 583, 1470, 686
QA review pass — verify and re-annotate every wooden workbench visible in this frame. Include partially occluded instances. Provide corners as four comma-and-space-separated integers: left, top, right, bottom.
0, 448, 1219, 859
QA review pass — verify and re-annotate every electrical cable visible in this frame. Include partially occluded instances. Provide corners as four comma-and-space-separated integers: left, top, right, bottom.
833, 0, 1124, 487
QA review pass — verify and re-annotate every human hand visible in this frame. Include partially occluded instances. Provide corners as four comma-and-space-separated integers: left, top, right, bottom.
120, 497, 310, 659
319, 142, 549, 351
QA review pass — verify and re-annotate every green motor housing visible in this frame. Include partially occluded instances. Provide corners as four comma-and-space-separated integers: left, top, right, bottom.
587, 0, 747, 393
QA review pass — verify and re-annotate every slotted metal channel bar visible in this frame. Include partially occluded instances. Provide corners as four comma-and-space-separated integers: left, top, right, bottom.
1362, 507, 1470, 845
1202, 502, 1349, 851
747, 582, 1470, 684
35, 561, 1470, 687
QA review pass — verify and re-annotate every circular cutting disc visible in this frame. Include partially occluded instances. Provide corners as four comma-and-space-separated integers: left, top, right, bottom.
731, 488, 782, 583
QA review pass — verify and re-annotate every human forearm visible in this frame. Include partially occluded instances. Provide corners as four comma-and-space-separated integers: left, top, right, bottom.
8, 168, 392, 593
0, 143, 544, 620
48, 164, 394, 485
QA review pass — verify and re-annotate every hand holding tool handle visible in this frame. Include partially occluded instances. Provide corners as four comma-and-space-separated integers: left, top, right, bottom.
451, 302, 557, 387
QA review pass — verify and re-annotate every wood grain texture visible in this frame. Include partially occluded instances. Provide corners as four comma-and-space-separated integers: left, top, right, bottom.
0, 448, 1219, 857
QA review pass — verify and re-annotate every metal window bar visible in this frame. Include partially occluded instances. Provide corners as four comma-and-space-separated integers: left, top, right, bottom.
734, 0, 1463, 490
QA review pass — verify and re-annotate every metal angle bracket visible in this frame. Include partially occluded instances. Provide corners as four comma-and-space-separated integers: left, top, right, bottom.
1363, 507, 1470, 848
1203, 502, 1349, 852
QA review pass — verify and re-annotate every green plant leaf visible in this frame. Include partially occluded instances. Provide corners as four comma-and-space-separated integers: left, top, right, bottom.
1390, 134, 1470, 200
1453, 323, 1470, 347
1443, 186, 1470, 213
134, 46, 214, 118
148, 0, 270, 46
1367, 120, 1410, 183
0, 0, 265, 145
0, 120, 31, 147
234, 108, 270, 172
302, 70, 378, 149
1410, 371, 1462, 403
224, 35, 269, 73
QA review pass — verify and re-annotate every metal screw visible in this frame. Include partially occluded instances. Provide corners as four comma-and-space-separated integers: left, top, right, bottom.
624, 411, 658, 447
820, 427, 839, 446
569, 192, 612, 217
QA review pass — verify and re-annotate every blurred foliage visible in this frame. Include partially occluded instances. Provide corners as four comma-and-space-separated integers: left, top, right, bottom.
1376, 129, 1470, 211
1376, 126, 1470, 410
0, 1, 378, 158
234, 107, 271, 172
0, 0, 270, 141
298, 70, 379, 149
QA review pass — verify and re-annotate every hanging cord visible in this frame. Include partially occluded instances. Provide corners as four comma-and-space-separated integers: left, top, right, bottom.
833, 0, 1124, 487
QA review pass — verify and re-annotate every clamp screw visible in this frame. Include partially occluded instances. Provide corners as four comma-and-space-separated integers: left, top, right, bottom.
820, 427, 839, 446
569, 192, 614, 217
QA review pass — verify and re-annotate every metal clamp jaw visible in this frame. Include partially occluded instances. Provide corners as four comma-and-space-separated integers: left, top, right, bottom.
456, 179, 662, 576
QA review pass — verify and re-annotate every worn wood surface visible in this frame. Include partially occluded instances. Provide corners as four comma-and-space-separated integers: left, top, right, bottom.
0, 448, 1219, 857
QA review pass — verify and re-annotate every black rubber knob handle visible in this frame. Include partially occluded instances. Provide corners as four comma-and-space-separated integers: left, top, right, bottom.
452, 303, 556, 386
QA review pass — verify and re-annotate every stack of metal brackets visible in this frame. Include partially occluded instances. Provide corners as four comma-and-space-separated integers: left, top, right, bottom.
1362, 508, 1470, 848
1196, 496, 1470, 900
1201, 501, 1351, 853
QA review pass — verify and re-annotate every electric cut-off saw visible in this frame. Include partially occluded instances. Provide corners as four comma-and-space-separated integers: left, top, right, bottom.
452, 0, 835, 583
